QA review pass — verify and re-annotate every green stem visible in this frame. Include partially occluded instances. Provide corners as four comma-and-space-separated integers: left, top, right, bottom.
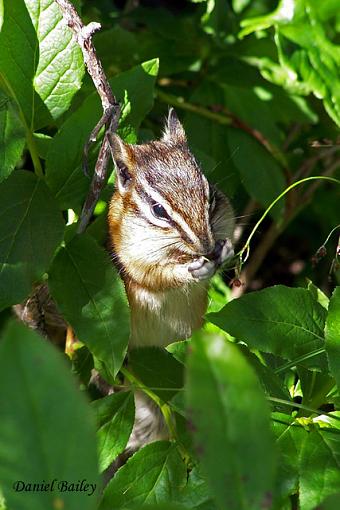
157, 89, 233, 125
0, 74, 43, 178
321, 224, 340, 248
26, 130, 43, 178
267, 396, 340, 423
274, 347, 325, 374
238, 176, 340, 265
157, 89, 287, 167
121, 367, 189, 461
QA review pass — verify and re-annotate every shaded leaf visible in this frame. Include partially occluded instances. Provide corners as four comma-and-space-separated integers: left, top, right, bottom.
271, 412, 308, 502
0, 320, 99, 510
228, 128, 285, 219
186, 330, 276, 510
49, 233, 129, 377
184, 82, 240, 196
100, 441, 187, 509
0, 170, 64, 310
325, 287, 340, 388
129, 347, 184, 401
177, 466, 217, 510
0, 91, 25, 181
92, 392, 135, 472
299, 426, 340, 510
239, 345, 292, 406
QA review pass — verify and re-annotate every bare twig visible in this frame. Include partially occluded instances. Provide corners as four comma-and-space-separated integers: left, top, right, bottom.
54, 0, 121, 233
233, 167, 340, 297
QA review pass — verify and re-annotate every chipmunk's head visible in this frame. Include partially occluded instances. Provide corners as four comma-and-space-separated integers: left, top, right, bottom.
108, 109, 234, 290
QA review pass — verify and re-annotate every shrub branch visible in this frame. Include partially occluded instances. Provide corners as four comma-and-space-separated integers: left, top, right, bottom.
54, 0, 121, 233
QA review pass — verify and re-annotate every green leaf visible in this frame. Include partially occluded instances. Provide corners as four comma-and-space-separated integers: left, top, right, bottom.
0, 320, 99, 510
92, 392, 135, 472
186, 330, 276, 510
166, 340, 189, 365
178, 466, 217, 510
100, 441, 187, 510
0, 91, 25, 181
33, 132, 52, 159
209, 285, 328, 371
0, 0, 48, 131
72, 345, 94, 386
126, 505, 189, 510
271, 412, 307, 502
307, 280, 329, 310
26, 0, 84, 122
232, 0, 251, 13
184, 82, 239, 197
228, 128, 285, 219
46, 59, 159, 209
0, 0, 83, 131
319, 493, 340, 510
207, 273, 231, 313
48, 233, 129, 377
129, 347, 184, 401
0, 170, 64, 310
240, 0, 340, 126
239, 345, 292, 406
201, 0, 234, 40
325, 287, 340, 388
299, 425, 340, 510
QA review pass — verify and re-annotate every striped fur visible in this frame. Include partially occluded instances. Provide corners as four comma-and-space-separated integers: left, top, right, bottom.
108, 110, 234, 347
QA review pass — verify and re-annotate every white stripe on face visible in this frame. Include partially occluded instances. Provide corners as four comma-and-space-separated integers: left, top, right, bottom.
132, 177, 203, 246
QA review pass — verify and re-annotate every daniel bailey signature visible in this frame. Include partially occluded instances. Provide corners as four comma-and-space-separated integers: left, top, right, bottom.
13, 479, 96, 496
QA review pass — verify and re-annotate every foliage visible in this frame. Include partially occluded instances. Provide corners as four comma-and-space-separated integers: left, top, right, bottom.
0, 1, 339, 510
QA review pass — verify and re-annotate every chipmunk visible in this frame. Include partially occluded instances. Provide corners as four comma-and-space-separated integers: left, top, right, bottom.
107, 109, 235, 454
15, 109, 235, 458
108, 109, 235, 348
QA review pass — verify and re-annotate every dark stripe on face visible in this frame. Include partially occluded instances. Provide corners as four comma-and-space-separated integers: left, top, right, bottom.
134, 184, 193, 245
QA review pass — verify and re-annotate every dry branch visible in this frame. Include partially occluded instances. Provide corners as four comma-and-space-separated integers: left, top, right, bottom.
54, 0, 121, 233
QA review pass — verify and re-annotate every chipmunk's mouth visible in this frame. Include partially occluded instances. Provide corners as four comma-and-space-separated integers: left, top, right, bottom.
170, 238, 234, 268
188, 238, 234, 281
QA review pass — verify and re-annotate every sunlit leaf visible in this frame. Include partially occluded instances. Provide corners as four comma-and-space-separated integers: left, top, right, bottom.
209, 285, 328, 371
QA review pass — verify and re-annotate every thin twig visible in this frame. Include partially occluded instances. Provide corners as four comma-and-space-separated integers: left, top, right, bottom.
54, 0, 121, 233
233, 174, 340, 296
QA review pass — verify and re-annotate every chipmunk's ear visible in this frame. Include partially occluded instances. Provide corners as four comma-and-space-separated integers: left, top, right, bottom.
110, 133, 134, 193
162, 108, 187, 144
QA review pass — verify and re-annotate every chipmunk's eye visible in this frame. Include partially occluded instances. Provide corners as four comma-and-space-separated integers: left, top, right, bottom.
151, 202, 170, 221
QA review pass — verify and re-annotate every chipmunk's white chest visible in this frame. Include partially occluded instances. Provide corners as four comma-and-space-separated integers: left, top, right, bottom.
128, 282, 208, 347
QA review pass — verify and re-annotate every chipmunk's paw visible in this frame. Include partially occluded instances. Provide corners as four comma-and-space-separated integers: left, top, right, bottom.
188, 257, 216, 280
188, 239, 234, 281
213, 238, 234, 266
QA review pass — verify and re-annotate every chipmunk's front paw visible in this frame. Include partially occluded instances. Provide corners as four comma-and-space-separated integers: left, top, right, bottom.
188, 257, 216, 281
214, 238, 234, 266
